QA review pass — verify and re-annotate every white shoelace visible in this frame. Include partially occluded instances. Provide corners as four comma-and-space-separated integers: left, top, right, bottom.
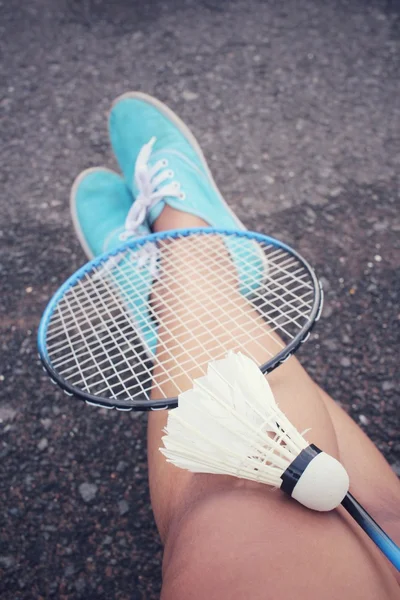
120, 136, 185, 241
97, 137, 183, 280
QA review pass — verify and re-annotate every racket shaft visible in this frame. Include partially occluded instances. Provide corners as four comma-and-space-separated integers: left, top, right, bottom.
341, 493, 400, 570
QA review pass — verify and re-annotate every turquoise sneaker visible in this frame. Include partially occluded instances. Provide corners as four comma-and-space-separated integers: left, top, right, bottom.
70, 167, 157, 356
108, 92, 267, 294
109, 92, 246, 229
70, 167, 149, 258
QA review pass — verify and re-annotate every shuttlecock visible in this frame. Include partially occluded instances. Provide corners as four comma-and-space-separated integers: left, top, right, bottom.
160, 352, 349, 512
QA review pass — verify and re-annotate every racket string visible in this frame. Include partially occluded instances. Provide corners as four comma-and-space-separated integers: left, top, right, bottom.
45, 232, 317, 402
46, 237, 312, 343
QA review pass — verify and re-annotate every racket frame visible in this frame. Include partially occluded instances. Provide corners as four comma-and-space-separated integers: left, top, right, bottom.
38, 228, 323, 411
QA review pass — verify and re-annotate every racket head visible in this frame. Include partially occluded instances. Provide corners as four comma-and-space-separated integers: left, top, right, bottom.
38, 228, 323, 411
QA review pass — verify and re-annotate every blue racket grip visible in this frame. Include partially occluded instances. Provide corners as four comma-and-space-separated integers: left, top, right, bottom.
341, 493, 400, 570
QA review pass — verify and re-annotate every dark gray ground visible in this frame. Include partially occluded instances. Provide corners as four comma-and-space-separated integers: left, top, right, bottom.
1, 0, 399, 597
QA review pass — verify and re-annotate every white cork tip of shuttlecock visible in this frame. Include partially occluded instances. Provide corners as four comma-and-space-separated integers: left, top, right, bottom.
291, 452, 349, 512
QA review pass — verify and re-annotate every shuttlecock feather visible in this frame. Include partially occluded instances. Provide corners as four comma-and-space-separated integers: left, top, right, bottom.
160, 352, 349, 512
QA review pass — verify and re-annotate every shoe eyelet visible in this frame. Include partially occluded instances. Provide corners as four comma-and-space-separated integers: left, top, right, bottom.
167, 169, 174, 178
161, 159, 168, 167
179, 192, 186, 201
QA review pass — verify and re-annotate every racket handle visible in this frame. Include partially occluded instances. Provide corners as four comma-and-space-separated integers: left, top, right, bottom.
341, 492, 400, 570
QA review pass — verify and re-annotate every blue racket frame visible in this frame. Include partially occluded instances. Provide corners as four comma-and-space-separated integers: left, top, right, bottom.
38, 228, 323, 411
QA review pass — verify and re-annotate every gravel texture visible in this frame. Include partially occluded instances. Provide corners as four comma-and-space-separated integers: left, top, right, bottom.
1, 0, 399, 597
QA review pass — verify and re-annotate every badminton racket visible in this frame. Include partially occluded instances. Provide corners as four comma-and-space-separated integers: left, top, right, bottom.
38, 228, 323, 410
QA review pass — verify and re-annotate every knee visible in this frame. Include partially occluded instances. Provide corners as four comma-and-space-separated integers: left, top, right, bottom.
160, 487, 399, 600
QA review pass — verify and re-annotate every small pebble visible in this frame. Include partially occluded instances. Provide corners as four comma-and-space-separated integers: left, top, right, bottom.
182, 90, 198, 101
329, 187, 343, 198
359, 415, 370, 426
64, 564, 75, 577
25, 286, 33, 293
374, 255, 382, 262
306, 207, 317, 223
103, 535, 113, 545
382, 381, 394, 392
373, 220, 388, 232
79, 482, 98, 503
37, 438, 48, 451
0, 407, 16, 422
340, 357, 351, 368
0, 556, 15, 569
118, 500, 130, 516
323, 339, 338, 351
132, 31, 143, 41
116, 460, 128, 473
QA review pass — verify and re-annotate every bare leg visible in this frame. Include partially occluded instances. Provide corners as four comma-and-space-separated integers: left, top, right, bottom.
318, 386, 400, 525
147, 207, 400, 599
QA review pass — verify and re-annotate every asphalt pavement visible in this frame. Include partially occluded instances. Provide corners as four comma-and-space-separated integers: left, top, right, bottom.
1, 0, 399, 597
